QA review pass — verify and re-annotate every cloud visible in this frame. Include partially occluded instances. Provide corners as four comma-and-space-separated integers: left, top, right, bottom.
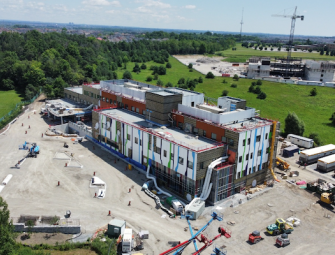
106, 9, 119, 14
82, 0, 121, 7
136, 0, 171, 9
184, 5, 196, 9
177, 16, 186, 20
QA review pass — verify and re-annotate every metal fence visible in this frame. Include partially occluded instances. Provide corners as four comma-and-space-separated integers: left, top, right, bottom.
0, 91, 41, 122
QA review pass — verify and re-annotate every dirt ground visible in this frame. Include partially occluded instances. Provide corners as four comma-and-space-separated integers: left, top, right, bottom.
1, 96, 335, 255
16, 232, 72, 246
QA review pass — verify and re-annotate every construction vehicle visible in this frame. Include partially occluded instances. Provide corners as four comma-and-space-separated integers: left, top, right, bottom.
248, 230, 264, 244
27, 143, 40, 158
320, 192, 335, 205
267, 218, 293, 236
276, 233, 290, 247
276, 157, 290, 171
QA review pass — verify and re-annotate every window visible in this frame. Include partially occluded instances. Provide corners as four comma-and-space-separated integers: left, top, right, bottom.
248, 138, 250, 145
131, 106, 135, 111
222, 137, 227, 143
164, 150, 167, 157
246, 154, 249, 160
258, 150, 261, 156
321, 74, 324, 77
239, 156, 242, 163
187, 160, 193, 169
262, 163, 266, 169
251, 152, 253, 159
102, 97, 105, 102
191, 102, 195, 107
91, 92, 93, 98
171, 153, 174, 160
243, 139, 246, 146
193, 127, 198, 134
178, 122, 183, 129
136, 108, 139, 113
211, 133, 217, 140
203, 130, 206, 136
106, 98, 109, 103
253, 166, 255, 172
218, 105, 222, 109
156, 147, 161, 154
256, 135, 261, 142
135, 137, 138, 144
200, 162, 204, 169
127, 134, 130, 141
265, 133, 268, 139
179, 157, 184, 165
140, 139, 142, 146
266, 147, 269, 154
229, 139, 234, 146
249, 167, 251, 173
320, 79, 323, 82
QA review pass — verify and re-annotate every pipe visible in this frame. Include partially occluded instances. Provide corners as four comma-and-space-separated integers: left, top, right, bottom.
269, 121, 280, 182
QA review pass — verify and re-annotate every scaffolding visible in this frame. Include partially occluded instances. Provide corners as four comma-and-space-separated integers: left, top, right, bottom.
270, 57, 305, 78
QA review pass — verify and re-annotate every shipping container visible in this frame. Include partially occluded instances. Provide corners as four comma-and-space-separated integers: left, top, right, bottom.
317, 154, 335, 172
222, 74, 230, 77
287, 134, 314, 148
299, 144, 335, 164
282, 146, 299, 158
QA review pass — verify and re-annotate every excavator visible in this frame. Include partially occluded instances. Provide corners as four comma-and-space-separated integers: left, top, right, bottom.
276, 157, 290, 171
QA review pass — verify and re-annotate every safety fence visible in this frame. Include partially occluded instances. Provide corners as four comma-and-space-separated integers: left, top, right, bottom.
0, 92, 41, 130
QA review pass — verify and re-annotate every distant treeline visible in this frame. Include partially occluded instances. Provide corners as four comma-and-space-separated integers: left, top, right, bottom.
0, 30, 237, 99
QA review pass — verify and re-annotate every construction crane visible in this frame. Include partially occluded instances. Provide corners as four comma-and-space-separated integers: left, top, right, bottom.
272, 7, 304, 77
239, 8, 244, 42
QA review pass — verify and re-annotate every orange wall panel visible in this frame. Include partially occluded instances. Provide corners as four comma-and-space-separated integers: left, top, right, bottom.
196, 121, 225, 142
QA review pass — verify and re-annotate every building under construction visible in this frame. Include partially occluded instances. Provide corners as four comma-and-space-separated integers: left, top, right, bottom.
247, 57, 335, 82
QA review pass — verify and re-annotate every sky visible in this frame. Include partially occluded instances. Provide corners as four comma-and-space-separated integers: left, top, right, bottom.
0, 0, 334, 37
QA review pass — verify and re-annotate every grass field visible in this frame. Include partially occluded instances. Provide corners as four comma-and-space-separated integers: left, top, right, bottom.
218, 43, 335, 63
117, 57, 335, 145
0, 90, 23, 118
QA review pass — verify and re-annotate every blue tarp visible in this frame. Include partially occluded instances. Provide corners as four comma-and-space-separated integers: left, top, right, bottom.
283, 146, 299, 158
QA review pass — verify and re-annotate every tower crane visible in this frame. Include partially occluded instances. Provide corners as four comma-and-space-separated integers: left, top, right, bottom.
272, 6, 304, 77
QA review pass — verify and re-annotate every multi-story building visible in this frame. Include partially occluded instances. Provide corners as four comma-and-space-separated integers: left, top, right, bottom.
71, 79, 280, 205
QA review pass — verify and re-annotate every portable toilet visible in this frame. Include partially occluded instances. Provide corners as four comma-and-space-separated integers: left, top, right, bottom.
107, 219, 126, 238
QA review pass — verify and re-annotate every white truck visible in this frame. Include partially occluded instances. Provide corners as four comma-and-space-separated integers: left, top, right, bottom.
122, 228, 133, 253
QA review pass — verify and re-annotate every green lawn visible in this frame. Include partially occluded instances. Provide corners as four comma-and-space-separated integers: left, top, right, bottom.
219, 43, 335, 63
0, 90, 23, 118
119, 57, 335, 145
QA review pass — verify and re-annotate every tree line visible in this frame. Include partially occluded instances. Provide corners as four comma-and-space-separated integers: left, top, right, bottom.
0, 30, 237, 99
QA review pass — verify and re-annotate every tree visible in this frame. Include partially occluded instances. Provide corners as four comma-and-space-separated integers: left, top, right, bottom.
156, 79, 164, 86
178, 77, 185, 84
257, 91, 267, 99
308, 49, 312, 53
166, 62, 171, 68
310, 87, 317, 96
230, 84, 237, 88
0, 197, 15, 255
271, 47, 273, 51
123, 56, 129, 69
122, 70, 132, 79
132, 63, 141, 73
309, 133, 322, 146
199, 43, 206, 54
0, 78, 15, 90
158, 65, 166, 75
233, 74, 239, 81
248, 85, 255, 93
329, 112, 335, 126
284, 112, 305, 136
256, 79, 262, 85
141, 63, 147, 70
188, 63, 193, 69
165, 82, 173, 87
205, 72, 215, 79
146, 76, 153, 82
254, 86, 262, 94
221, 90, 229, 96
153, 74, 159, 80
320, 49, 324, 55
198, 76, 203, 83
222, 79, 227, 84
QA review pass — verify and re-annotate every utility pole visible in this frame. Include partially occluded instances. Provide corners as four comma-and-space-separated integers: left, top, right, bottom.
240, 8, 244, 42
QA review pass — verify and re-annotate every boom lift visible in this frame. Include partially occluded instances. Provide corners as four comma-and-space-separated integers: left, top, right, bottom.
276, 157, 290, 171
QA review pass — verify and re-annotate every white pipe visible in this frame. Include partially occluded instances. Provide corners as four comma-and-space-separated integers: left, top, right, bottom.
146, 165, 186, 206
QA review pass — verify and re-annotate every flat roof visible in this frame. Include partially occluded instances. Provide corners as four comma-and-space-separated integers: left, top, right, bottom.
288, 134, 313, 142
99, 109, 221, 152
46, 99, 92, 117
223, 117, 272, 130
149, 90, 176, 96
301, 144, 335, 156
108, 219, 125, 227
65, 87, 83, 94
318, 154, 335, 164
46, 98, 87, 109
167, 88, 203, 97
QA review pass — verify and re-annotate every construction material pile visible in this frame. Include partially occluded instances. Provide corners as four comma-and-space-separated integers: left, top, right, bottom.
196, 57, 220, 64
247, 184, 267, 194
286, 217, 301, 227
306, 178, 335, 193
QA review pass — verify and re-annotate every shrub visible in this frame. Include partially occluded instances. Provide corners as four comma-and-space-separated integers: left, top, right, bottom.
248, 85, 255, 92
222, 79, 227, 83
221, 90, 229, 96
231, 84, 237, 88
233, 74, 239, 81
251, 81, 256, 86
165, 82, 173, 87
158, 65, 166, 75
146, 76, 153, 82
198, 76, 203, 83
166, 62, 171, 68
153, 74, 159, 80
310, 87, 317, 96
141, 63, 147, 69
178, 77, 185, 84
329, 112, 335, 126
254, 86, 262, 94
188, 63, 193, 69
156, 79, 164, 86
132, 63, 141, 73
206, 72, 215, 79
189, 69, 193, 72
256, 79, 262, 85
309, 133, 323, 146
257, 92, 267, 99
122, 70, 132, 79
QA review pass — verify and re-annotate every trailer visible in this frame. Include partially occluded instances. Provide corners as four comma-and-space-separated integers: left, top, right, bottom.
122, 228, 133, 253
317, 154, 335, 172
299, 144, 335, 164
287, 134, 314, 149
